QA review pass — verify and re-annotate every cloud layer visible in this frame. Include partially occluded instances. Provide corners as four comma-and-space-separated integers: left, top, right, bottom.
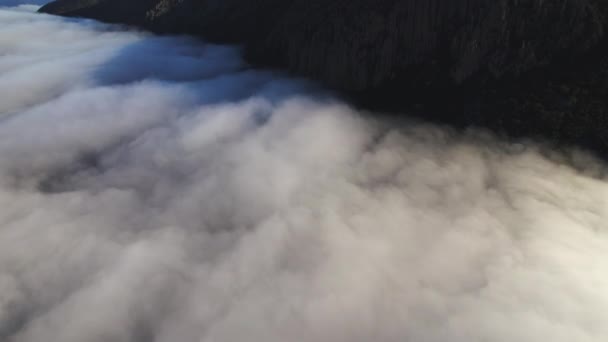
0, 1, 47, 7
1, 6, 608, 342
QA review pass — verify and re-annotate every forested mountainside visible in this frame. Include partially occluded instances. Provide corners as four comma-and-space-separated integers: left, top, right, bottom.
40, 0, 608, 157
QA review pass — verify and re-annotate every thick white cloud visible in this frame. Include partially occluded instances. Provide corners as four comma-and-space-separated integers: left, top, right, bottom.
1, 6, 608, 342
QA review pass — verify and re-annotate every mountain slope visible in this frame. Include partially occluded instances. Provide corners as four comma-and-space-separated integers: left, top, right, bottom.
39, 0, 608, 157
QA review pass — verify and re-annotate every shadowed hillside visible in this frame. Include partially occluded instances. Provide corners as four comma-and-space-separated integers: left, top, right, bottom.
40, 0, 608, 157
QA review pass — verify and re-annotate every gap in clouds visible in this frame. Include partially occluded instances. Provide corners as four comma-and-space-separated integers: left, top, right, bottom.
1, 5, 608, 342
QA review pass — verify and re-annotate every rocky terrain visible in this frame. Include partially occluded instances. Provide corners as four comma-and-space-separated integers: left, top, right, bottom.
39, 0, 608, 157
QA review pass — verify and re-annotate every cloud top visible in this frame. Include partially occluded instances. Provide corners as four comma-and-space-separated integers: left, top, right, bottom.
1, 6, 608, 342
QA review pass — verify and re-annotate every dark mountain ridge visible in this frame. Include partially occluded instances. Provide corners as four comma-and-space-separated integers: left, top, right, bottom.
39, 0, 608, 157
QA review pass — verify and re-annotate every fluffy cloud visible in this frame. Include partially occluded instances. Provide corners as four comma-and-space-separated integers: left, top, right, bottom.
1, 6, 608, 342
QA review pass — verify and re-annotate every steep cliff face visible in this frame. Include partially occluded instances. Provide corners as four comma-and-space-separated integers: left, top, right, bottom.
260, 0, 605, 90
